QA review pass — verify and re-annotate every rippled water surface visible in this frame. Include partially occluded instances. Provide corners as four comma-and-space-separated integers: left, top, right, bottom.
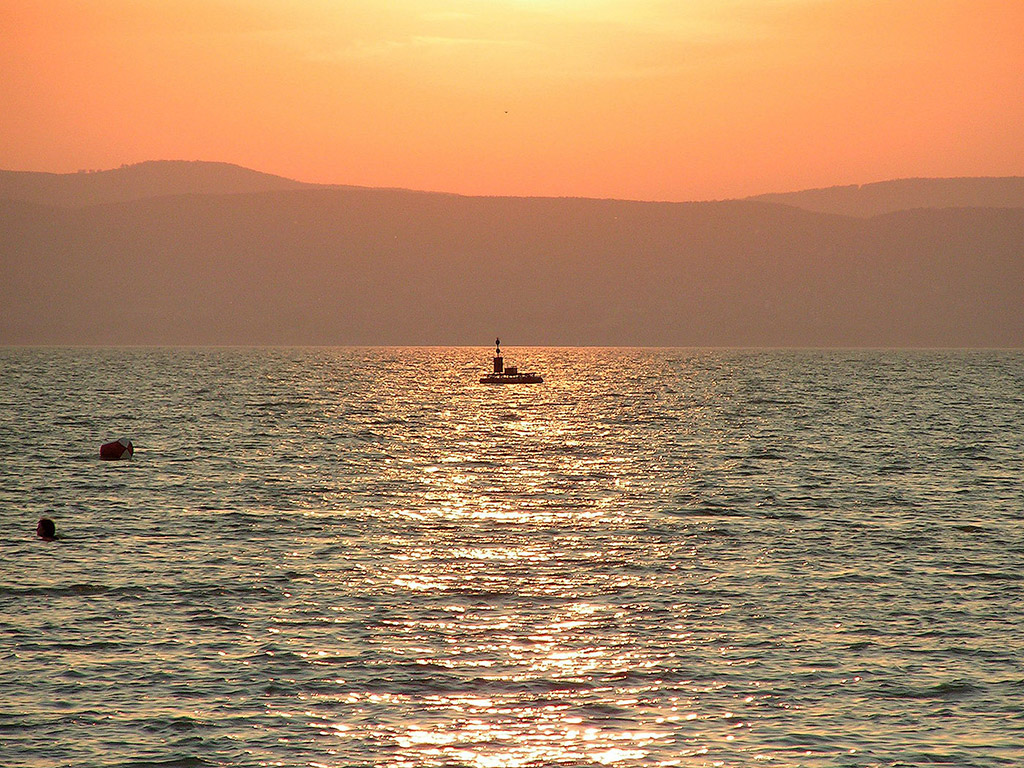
1, 347, 1022, 767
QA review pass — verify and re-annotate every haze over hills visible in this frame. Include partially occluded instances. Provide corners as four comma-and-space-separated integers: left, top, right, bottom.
5, 161, 1024, 212
0, 161, 320, 208
748, 177, 1024, 218
1, 162, 1022, 346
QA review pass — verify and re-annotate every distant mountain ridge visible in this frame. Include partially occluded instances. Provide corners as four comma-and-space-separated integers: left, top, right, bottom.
748, 177, 1024, 217
2, 179, 1021, 346
0, 160, 319, 208
2, 160, 1023, 214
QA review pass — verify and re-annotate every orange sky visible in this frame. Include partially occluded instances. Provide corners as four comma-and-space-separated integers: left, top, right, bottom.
2, 0, 1022, 200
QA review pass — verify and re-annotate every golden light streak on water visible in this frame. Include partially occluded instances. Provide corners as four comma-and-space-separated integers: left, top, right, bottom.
4, 348, 1022, 766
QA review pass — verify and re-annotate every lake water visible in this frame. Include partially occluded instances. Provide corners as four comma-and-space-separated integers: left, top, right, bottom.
1, 347, 1022, 767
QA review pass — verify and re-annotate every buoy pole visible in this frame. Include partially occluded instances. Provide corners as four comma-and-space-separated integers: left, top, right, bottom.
493, 337, 503, 374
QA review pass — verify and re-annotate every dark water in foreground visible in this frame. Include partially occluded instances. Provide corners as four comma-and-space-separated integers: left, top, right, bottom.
1, 347, 1022, 768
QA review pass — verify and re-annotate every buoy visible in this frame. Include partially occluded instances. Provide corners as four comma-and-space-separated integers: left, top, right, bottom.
37, 517, 56, 540
100, 437, 133, 460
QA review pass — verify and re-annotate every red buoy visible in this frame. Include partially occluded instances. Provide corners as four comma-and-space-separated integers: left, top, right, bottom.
100, 437, 133, 460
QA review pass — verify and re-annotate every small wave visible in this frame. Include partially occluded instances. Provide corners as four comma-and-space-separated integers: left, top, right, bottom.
952, 570, 1023, 583
748, 449, 786, 460
114, 759, 213, 768
773, 731, 832, 747
952, 524, 990, 534
576, 701, 639, 722
949, 444, 995, 459
663, 505, 746, 518
829, 572, 879, 584
141, 716, 210, 734
176, 584, 286, 599
187, 612, 245, 629
304, 654, 365, 666
899, 750, 972, 765
445, 586, 518, 603
876, 679, 982, 701
345, 669, 598, 697
761, 510, 807, 520
46, 640, 127, 652
0, 584, 149, 597
845, 641, 874, 652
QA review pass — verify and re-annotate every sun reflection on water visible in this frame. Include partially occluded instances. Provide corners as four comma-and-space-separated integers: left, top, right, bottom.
6, 348, 1022, 767
236, 350, 954, 765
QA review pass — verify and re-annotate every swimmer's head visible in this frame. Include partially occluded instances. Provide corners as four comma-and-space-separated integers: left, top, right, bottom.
37, 517, 56, 540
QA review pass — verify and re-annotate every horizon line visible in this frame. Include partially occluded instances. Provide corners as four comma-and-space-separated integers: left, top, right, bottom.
3, 159, 1024, 206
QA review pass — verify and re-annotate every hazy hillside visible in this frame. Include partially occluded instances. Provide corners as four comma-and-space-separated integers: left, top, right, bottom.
4, 160, 1023, 215
2, 187, 1021, 346
749, 177, 1024, 217
0, 161, 317, 207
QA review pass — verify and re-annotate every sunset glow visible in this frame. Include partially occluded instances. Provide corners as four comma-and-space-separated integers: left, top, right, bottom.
2, 0, 1023, 198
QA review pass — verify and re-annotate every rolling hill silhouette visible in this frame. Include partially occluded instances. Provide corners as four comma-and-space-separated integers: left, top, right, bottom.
749, 177, 1024, 217
0, 160, 317, 208
2, 162, 1021, 346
